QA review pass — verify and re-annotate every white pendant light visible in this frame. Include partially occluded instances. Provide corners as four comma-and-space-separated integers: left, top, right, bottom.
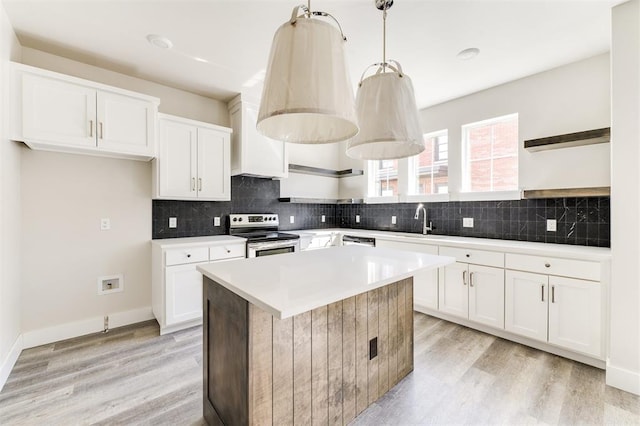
257, 4, 358, 144
346, 0, 424, 160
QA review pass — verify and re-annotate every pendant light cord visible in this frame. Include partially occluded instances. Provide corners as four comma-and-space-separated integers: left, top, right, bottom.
382, 4, 387, 71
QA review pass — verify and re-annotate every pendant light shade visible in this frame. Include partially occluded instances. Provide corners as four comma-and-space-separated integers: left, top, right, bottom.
257, 7, 358, 144
346, 63, 424, 159
346, 0, 425, 160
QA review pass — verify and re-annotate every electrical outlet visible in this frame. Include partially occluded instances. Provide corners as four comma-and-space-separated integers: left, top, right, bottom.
290, 215, 295, 224
463, 217, 474, 228
100, 218, 111, 230
391, 215, 397, 225
321, 215, 326, 223
355, 215, 360, 223
547, 219, 557, 232
169, 217, 177, 228
213, 217, 221, 227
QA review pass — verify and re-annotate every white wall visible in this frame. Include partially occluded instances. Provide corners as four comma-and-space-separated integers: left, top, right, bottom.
338, 54, 611, 199
280, 142, 341, 200
0, 2, 22, 390
17, 49, 229, 344
608, 0, 640, 396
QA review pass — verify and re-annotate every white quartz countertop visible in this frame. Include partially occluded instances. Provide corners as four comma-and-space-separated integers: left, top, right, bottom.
151, 235, 246, 248
294, 228, 611, 261
197, 245, 454, 319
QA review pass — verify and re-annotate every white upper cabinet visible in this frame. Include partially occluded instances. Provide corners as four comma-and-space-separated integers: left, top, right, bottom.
153, 114, 231, 201
228, 95, 288, 178
13, 63, 159, 160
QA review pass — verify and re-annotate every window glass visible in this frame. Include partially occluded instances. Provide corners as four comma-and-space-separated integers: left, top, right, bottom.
410, 130, 449, 195
463, 114, 518, 192
370, 159, 399, 197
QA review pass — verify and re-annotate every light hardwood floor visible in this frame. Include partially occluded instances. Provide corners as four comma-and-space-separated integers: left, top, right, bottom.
1, 313, 638, 425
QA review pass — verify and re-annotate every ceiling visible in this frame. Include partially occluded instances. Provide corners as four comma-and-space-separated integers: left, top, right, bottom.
2, 0, 623, 109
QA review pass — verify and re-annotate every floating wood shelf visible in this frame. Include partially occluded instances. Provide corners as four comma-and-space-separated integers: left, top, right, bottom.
524, 127, 610, 152
288, 163, 364, 178
523, 187, 610, 199
278, 197, 364, 204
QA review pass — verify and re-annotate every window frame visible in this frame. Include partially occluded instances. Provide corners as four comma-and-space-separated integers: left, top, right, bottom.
461, 113, 519, 195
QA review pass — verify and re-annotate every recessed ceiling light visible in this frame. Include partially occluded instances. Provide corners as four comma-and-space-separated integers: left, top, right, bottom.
146, 34, 173, 50
457, 47, 480, 60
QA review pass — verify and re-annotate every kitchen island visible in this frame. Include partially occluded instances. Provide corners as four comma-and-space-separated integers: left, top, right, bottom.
197, 245, 454, 425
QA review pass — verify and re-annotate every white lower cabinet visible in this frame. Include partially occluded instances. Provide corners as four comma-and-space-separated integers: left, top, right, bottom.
165, 262, 207, 326
438, 247, 505, 330
439, 262, 505, 329
152, 238, 245, 334
375, 239, 439, 310
505, 267, 602, 358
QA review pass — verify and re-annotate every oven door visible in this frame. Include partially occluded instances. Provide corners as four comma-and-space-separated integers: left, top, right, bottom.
247, 239, 300, 258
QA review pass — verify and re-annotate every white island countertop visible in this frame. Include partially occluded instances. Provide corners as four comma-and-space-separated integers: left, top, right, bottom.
197, 245, 454, 319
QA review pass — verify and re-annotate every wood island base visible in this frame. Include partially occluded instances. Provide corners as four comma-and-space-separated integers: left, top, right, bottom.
203, 276, 415, 425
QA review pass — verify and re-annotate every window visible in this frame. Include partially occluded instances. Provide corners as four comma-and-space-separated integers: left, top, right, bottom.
462, 113, 518, 192
409, 130, 449, 196
370, 159, 399, 197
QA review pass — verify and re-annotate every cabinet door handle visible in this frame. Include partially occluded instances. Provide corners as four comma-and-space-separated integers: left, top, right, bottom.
191, 177, 196, 191
462, 270, 467, 286
541, 284, 545, 302
545, 262, 551, 268
469, 272, 475, 287
551, 285, 555, 303
89, 120, 94, 137
186, 253, 191, 258
99, 122, 104, 139
198, 178, 202, 191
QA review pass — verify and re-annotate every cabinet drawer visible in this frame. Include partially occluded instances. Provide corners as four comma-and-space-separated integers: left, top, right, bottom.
165, 247, 209, 266
439, 246, 504, 268
210, 243, 245, 261
505, 253, 600, 281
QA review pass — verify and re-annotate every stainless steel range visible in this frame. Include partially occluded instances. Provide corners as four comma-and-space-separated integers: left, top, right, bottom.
229, 214, 300, 258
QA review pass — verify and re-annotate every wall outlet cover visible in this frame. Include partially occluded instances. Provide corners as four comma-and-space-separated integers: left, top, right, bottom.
169, 217, 177, 228
100, 218, 110, 230
290, 215, 295, 224
463, 217, 474, 228
214, 217, 221, 227
391, 216, 397, 225
355, 215, 361, 223
547, 219, 557, 232
321, 215, 326, 223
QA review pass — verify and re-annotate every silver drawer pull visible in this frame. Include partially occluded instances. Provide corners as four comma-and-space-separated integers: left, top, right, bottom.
466, 253, 471, 258
545, 262, 551, 268
186, 253, 191, 258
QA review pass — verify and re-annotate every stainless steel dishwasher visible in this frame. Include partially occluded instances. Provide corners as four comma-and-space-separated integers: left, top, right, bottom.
341, 235, 376, 247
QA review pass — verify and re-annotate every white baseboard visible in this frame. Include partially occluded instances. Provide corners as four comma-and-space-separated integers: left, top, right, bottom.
22, 306, 154, 349
0, 334, 23, 392
606, 361, 640, 395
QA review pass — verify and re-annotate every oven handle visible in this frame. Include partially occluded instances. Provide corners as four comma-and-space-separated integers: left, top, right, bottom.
247, 240, 300, 250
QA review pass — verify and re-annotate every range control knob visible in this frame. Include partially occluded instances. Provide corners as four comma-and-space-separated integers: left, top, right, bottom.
232, 217, 237, 222
238, 217, 243, 222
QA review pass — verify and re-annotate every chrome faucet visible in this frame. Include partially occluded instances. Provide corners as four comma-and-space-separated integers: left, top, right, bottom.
414, 203, 433, 235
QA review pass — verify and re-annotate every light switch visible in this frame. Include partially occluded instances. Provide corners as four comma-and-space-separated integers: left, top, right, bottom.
463, 217, 474, 228
355, 215, 360, 223
214, 217, 221, 227
100, 218, 110, 231
547, 219, 557, 232
391, 216, 397, 225
169, 217, 177, 228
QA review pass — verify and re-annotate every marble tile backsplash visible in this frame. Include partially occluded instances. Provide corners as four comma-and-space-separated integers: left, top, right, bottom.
152, 176, 609, 247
